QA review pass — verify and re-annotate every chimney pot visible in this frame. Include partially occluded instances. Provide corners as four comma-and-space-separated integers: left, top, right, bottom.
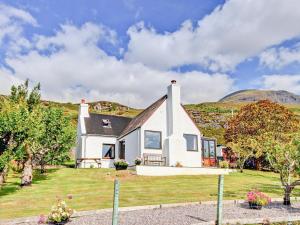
171, 80, 176, 84
81, 99, 86, 104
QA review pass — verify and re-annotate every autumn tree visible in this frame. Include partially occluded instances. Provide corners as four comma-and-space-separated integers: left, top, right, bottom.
225, 100, 299, 172
225, 100, 300, 205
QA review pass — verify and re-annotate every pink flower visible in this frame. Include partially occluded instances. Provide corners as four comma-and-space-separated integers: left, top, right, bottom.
38, 214, 46, 224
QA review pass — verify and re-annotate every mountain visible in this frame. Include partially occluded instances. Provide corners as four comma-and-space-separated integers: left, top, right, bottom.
219, 89, 300, 104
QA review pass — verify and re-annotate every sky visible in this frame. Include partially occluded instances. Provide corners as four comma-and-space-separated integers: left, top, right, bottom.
1, 0, 300, 107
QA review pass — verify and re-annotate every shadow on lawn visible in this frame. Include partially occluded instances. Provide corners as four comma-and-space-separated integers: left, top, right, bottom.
0, 168, 59, 197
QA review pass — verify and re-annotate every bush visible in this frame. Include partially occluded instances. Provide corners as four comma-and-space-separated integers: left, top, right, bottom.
175, 161, 183, 167
219, 160, 229, 168
134, 157, 142, 165
247, 190, 271, 206
47, 199, 74, 224
114, 159, 128, 170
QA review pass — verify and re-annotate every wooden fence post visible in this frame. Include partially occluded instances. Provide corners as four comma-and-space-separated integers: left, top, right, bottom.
216, 174, 224, 225
112, 179, 120, 225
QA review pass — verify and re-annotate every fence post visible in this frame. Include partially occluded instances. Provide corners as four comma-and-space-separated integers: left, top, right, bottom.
216, 174, 224, 225
112, 179, 120, 225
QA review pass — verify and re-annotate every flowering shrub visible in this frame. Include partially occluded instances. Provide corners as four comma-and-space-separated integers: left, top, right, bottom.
114, 159, 128, 170
134, 157, 142, 165
247, 190, 271, 206
47, 199, 74, 224
219, 161, 229, 168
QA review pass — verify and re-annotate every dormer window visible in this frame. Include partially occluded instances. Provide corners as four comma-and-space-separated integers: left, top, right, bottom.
102, 119, 111, 128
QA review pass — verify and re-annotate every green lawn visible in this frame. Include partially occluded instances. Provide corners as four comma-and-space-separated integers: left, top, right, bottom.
0, 168, 298, 219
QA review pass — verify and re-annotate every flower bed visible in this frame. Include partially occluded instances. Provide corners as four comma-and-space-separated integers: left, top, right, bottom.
247, 190, 271, 210
114, 159, 129, 170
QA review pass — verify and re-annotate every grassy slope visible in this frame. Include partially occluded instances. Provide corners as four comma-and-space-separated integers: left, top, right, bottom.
0, 168, 297, 219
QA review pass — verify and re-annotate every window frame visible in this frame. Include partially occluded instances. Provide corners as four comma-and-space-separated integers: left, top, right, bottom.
144, 130, 162, 150
183, 134, 198, 152
102, 143, 115, 159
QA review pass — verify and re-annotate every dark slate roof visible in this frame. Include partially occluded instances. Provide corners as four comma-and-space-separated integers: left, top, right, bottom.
119, 95, 167, 138
84, 114, 132, 136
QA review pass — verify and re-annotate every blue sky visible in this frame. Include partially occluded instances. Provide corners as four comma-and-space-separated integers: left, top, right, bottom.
1, 0, 300, 107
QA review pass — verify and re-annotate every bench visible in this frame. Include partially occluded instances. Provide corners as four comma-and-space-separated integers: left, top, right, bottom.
143, 153, 166, 166
76, 158, 101, 168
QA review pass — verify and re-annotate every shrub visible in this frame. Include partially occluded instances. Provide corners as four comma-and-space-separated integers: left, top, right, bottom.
219, 160, 229, 168
47, 199, 74, 224
175, 161, 183, 167
134, 157, 142, 165
114, 159, 128, 170
247, 190, 271, 206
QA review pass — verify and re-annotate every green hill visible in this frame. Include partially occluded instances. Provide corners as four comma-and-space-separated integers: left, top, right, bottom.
219, 89, 300, 104
3, 90, 300, 145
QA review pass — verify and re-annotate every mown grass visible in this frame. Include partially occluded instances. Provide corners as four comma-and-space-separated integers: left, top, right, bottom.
0, 169, 298, 219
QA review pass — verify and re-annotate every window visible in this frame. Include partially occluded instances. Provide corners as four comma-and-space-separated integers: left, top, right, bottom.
102, 144, 115, 159
203, 140, 209, 157
144, 130, 162, 149
202, 139, 216, 158
183, 134, 198, 151
102, 119, 111, 128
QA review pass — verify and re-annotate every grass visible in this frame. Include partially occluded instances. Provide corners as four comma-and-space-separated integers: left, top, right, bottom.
1, 169, 299, 219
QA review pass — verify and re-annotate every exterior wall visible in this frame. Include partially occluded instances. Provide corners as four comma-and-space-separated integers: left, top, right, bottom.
136, 165, 231, 176
118, 129, 140, 166
78, 135, 118, 168
140, 100, 202, 167
140, 101, 167, 156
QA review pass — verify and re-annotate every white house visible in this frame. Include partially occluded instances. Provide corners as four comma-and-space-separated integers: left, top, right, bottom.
76, 80, 217, 168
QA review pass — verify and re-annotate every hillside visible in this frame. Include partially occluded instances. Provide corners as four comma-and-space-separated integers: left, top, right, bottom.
219, 89, 300, 104
3, 91, 300, 145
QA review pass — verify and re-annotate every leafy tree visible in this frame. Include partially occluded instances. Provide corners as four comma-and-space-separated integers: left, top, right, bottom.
0, 80, 75, 186
33, 107, 75, 173
262, 133, 300, 205
225, 100, 299, 172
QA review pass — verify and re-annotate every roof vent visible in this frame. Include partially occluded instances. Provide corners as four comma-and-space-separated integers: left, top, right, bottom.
102, 119, 111, 128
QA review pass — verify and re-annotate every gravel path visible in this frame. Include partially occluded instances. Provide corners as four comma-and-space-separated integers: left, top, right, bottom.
7, 202, 300, 225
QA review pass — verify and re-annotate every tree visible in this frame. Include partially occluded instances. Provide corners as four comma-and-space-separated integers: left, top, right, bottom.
0, 80, 75, 186
33, 107, 75, 173
225, 100, 299, 172
263, 133, 300, 205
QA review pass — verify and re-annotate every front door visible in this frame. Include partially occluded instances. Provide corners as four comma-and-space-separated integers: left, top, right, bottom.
119, 141, 125, 160
202, 138, 216, 167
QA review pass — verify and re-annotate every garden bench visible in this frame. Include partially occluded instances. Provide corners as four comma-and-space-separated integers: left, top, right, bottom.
76, 158, 101, 168
143, 153, 166, 166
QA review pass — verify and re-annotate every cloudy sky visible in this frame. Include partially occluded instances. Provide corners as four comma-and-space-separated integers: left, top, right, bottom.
1, 0, 300, 107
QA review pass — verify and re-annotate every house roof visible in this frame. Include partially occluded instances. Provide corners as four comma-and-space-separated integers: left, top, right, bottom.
119, 95, 167, 138
84, 114, 132, 137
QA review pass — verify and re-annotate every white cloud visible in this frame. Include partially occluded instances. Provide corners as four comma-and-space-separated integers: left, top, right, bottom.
0, 3, 37, 50
261, 74, 300, 94
260, 43, 300, 69
2, 22, 234, 107
125, 0, 300, 72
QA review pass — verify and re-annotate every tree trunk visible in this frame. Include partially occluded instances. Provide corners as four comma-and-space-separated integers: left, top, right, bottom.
0, 172, 4, 187
0, 166, 8, 187
21, 144, 33, 187
40, 162, 45, 174
283, 185, 293, 206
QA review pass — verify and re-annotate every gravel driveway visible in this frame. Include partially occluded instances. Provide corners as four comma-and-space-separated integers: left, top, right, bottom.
6, 202, 300, 225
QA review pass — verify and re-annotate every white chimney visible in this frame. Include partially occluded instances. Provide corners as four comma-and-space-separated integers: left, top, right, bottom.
79, 99, 89, 118
167, 80, 181, 136
165, 80, 186, 166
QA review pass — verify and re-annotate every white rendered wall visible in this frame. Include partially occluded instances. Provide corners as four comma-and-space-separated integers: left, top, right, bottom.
79, 135, 118, 168
119, 129, 140, 166
136, 166, 231, 176
140, 101, 166, 157
140, 100, 202, 167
